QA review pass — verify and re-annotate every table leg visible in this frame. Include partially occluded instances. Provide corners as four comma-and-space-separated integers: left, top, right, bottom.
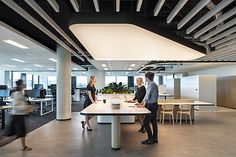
1, 109, 5, 129
111, 115, 120, 150
40, 102, 43, 116
51, 100, 53, 112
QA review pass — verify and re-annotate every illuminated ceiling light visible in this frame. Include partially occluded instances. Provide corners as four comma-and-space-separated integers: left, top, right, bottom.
11, 58, 26, 63
33, 64, 43, 67
3, 40, 29, 49
104, 68, 108, 70
128, 68, 132, 70
23, 68, 32, 70
73, 68, 78, 70
3, 64, 15, 68
101, 64, 107, 67
69, 24, 205, 60
48, 68, 55, 70
130, 64, 136, 67
48, 58, 57, 62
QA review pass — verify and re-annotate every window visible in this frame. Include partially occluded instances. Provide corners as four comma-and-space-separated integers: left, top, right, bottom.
105, 76, 116, 86
26, 74, 33, 89
33, 75, 39, 86
76, 76, 88, 88
154, 76, 159, 85
48, 76, 57, 85
13, 72, 21, 87
116, 76, 128, 86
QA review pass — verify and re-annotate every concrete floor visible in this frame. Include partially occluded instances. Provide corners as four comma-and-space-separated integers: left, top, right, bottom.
1, 111, 236, 157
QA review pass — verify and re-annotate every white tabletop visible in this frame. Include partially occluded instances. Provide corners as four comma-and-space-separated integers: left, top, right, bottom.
4, 98, 54, 103
81, 101, 150, 116
158, 101, 214, 106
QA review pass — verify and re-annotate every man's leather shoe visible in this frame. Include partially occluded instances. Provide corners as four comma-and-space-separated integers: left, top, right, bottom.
141, 139, 154, 145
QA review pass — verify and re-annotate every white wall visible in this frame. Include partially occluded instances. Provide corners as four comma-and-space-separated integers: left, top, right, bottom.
189, 65, 236, 77
0, 70, 5, 85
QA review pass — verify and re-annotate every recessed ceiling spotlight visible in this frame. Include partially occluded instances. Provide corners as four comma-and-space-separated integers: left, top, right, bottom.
11, 58, 25, 63
128, 68, 132, 70
48, 58, 57, 62
73, 68, 78, 70
101, 64, 106, 67
3, 40, 29, 49
104, 68, 108, 70
130, 64, 136, 67
3, 64, 15, 68
48, 68, 55, 71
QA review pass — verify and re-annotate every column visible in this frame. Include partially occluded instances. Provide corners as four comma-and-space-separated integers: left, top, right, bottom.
56, 45, 72, 120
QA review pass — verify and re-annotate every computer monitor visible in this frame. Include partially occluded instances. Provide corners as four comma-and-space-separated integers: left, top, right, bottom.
24, 90, 33, 98
34, 84, 44, 89
0, 89, 10, 97
0, 85, 7, 90
32, 89, 41, 98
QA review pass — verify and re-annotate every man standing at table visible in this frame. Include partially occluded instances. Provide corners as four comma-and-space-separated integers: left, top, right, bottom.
139, 72, 159, 145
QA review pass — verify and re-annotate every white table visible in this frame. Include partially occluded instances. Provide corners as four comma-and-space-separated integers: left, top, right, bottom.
29, 98, 54, 115
4, 98, 54, 116
80, 101, 150, 150
158, 101, 214, 106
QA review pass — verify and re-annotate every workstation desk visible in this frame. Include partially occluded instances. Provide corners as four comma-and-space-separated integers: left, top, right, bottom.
4, 98, 54, 116
80, 101, 150, 150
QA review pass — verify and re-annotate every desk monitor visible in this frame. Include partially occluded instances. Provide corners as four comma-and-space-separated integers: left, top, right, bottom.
34, 84, 44, 89
24, 90, 33, 98
0, 89, 10, 97
32, 89, 41, 98
0, 85, 7, 90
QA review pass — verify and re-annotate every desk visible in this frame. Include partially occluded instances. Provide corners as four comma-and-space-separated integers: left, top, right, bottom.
80, 101, 150, 150
4, 98, 54, 116
0, 106, 12, 129
158, 101, 214, 106
159, 93, 173, 99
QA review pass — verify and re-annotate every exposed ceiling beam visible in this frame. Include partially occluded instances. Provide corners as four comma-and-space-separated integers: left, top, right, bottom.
208, 50, 236, 60
154, 0, 166, 16
1, 0, 84, 61
24, 0, 88, 61
201, 45, 236, 59
211, 33, 236, 47
194, 7, 236, 38
215, 39, 236, 50
177, 0, 211, 29
136, 0, 143, 12
93, 0, 100, 12
47, 0, 59, 12
200, 17, 236, 41
206, 26, 236, 44
167, 0, 188, 24
186, 0, 234, 34
116, 0, 120, 12
70, 0, 79, 12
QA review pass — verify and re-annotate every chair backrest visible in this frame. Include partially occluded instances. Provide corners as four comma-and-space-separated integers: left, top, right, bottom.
162, 104, 174, 111
179, 104, 192, 111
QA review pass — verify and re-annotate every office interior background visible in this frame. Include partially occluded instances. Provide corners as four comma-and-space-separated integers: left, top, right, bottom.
1, 0, 236, 157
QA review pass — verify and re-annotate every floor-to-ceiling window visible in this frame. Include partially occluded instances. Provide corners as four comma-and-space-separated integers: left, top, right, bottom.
76, 76, 88, 88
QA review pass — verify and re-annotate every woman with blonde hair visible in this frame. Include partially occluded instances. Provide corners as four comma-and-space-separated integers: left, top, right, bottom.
128, 77, 146, 133
81, 76, 97, 131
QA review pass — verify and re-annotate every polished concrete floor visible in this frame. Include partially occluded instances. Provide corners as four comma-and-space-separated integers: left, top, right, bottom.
1, 110, 236, 157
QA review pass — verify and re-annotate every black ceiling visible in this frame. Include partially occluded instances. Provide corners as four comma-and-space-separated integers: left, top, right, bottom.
0, 0, 235, 66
